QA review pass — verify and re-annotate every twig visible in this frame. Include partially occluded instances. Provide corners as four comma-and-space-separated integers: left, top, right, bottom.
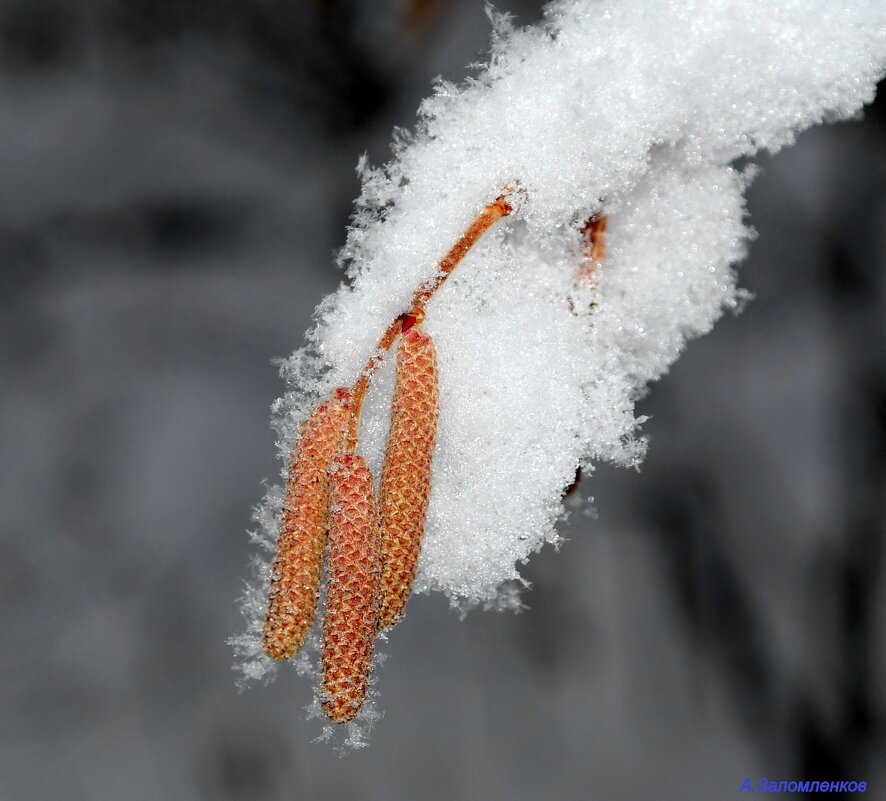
344, 194, 512, 450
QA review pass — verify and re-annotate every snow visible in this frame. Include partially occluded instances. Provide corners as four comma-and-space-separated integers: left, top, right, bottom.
233, 0, 886, 693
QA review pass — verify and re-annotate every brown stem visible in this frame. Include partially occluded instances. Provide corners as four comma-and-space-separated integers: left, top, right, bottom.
344, 193, 512, 451
577, 214, 607, 282
409, 195, 512, 315
345, 321, 400, 451
565, 213, 609, 493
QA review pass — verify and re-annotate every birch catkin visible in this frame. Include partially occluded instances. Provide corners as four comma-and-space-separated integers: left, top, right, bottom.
378, 324, 439, 629
263, 390, 349, 661
322, 454, 380, 723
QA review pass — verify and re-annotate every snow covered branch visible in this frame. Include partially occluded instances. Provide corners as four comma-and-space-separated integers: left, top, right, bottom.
231, 0, 886, 743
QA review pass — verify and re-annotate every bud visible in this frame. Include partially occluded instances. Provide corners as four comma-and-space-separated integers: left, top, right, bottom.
262, 390, 350, 660
378, 325, 439, 629
322, 454, 381, 723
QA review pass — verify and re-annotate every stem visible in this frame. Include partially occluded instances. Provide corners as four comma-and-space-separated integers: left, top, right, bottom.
577, 214, 607, 282
345, 322, 400, 451
409, 194, 512, 316
566, 213, 609, 493
344, 193, 512, 451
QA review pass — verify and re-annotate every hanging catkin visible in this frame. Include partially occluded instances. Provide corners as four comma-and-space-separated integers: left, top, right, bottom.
378, 324, 439, 629
262, 390, 350, 661
321, 453, 381, 723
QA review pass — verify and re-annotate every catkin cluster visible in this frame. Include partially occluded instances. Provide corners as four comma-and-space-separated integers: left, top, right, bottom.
261, 194, 603, 724
262, 317, 439, 723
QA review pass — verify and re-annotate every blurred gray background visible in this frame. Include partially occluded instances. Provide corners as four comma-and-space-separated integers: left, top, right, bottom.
1, 2, 884, 799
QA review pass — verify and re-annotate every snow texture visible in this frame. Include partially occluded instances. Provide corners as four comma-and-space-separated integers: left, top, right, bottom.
233, 0, 886, 694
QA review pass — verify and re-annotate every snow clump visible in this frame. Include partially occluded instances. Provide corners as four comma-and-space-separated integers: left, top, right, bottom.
233, 0, 886, 686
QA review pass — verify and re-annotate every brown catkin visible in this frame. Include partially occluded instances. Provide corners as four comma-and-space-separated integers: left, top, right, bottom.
378, 325, 439, 630
321, 454, 380, 723
262, 390, 350, 661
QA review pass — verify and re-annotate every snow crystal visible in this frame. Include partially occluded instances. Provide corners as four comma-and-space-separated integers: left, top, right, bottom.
234, 0, 886, 692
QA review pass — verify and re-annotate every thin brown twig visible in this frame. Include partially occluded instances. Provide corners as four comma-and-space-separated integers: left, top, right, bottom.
344, 194, 512, 450
409, 195, 512, 315
577, 214, 607, 281
565, 213, 608, 495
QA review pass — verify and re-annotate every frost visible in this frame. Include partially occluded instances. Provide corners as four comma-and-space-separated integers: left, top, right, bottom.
233, 0, 886, 714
